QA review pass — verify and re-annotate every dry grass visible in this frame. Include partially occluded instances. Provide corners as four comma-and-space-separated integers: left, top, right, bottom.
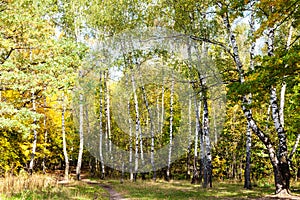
0, 173, 56, 197
0, 173, 109, 199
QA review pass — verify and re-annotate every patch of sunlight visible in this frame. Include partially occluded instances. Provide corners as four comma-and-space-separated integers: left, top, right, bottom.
218, 190, 238, 196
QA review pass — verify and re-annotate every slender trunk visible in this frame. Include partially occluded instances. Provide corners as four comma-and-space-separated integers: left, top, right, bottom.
120, 162, 125, 184
76, 71, 84, 181
265, 104, 271, 132
126, 74, 134, 181
166, 74, 175, 181
268, 21, 290, 194
160, 84, 165, 136
29, 91, 37, 175
288, 134, 300, 182
192, 94, 201, 184
244, 122, 252, 189
104, 71, 112, 159
213, 106, 218, 144
186, 83, 192, 180
202, 80, 212, 188
42, 95, 47, 174
199, 100, 205, 183
156, 98, 160, 135
279, 25, 293, 127
202, 103, 212, 188
187, 41, 201, 184
289, 133, 300, 161
270, 87, 290, 193
279, 83, 286, 126
139, 73, 156, 181
131, 72, 142, 181
62, 93, 69, 180
99, 72, 105, 179
244, 1, 255, 188
200, 42, 212, 188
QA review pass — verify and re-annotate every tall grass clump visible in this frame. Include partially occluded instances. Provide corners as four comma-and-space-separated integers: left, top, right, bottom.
0, 172, 56, 197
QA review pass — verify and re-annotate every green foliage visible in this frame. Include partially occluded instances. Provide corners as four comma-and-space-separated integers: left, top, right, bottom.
0, 0, 300, 194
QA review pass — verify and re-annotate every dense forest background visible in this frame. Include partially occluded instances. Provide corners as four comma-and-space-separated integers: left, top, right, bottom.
0, 0, 299, 195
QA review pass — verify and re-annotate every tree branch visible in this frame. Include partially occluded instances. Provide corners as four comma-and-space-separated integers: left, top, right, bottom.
289, 133, 300, 160
189, 35, 234, 58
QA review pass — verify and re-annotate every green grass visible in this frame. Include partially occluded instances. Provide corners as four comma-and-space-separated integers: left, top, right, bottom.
106, 179, 300, 200
0, 180, 109, 200
1, 175, 300, 199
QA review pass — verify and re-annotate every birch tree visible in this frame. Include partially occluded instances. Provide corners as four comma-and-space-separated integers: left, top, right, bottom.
126, 73, 134, 181
76, 70, 84, 180
166, 72, 175, 181
215, 0, 299, 194
244, 0, 256, 189
99, 71, 105, 179
28, 91, 37, 175
61, 92, 69, 180
131, 69, 142, 181
138, 68, 157, 181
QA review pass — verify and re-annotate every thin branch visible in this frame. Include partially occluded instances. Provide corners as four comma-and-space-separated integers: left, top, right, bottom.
289, 133, 300, 160
289, 35, 300, 48
0, 47, 32, 65
0, 48, 14, 65
189, 35, 234, 58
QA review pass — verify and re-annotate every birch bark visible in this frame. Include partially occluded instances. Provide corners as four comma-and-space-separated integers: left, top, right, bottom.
76, 70, 84, 180
166, 73, 174, 181
99, 72, 105, 179
29, 91, 37, 175
62, 92, 69, 180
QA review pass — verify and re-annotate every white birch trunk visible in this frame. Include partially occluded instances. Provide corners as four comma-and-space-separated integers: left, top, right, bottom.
131, 72, 142, 181
267, 20, 290, 194
76, 70, 84, 180
99, 72, 105, 179
104, 71, 112, 159
244, 1, 256, 188
160, 84, 165, 136
289, 134, 300, 161
187, 40, 201, 184
156, 98, 160, 135
186, 83, 192, 179
125, 73, 133, 181
62, 92, 69, 180
166, 74, 174, 181
139, 73, 156, 181
42, 95, 47, 174
202, 79, 212, 188
29, 91, 37, 175
279, 25, 293, 127
192, 93, 201, 184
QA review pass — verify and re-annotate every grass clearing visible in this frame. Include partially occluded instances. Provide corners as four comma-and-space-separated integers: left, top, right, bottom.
0, 174, 109, 200
106, 179, 300, 199
1, 174, 300, 199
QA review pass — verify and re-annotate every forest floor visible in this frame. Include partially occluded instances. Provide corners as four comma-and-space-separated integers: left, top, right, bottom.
1, 173, 300, 199
98, 179, 300, 200
80, 178, 126, 200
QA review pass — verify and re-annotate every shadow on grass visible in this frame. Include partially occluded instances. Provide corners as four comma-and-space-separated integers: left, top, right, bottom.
106, 180, 289, 200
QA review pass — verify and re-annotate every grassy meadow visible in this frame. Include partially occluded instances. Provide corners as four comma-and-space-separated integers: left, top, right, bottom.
1, 174, 300, 199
